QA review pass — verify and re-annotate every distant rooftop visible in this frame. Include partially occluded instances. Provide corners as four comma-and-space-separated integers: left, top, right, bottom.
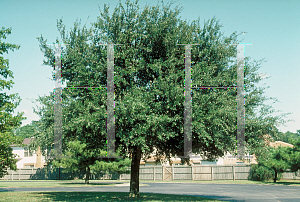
10, 137, 33, 147
270, 141, 294, 148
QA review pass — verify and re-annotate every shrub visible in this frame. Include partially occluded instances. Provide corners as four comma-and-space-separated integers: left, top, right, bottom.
249, 164, 274, 181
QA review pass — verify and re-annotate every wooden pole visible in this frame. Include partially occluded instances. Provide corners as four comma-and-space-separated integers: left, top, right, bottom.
232, 43, 253, 159
107, 43, 115, 158
98, 43, 122, 159
54, 44, 62, 159
176, 43, 199, 159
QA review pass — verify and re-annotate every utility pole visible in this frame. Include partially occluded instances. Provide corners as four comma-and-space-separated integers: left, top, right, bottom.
99, 43, 123, 158
52, 43, 68, 180
51, 42, 122, 160
176, 43, 253, 161
53, 43, 67, 159
177, 44, 199, 158
233, 43, 253, 159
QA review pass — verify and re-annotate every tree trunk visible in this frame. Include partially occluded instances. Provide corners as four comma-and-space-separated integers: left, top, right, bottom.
85, 166, 90, 184
274, 170, 277, 183
129, 146, 141, 197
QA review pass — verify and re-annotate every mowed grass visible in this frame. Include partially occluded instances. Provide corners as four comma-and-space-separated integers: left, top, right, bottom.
1, 180, 299, 201
0, 179, 299, 188
0, 180, 126, 188
0, 192, 223, 202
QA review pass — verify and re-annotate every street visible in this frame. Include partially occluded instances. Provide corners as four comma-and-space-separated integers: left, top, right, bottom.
1, 182, 299, 201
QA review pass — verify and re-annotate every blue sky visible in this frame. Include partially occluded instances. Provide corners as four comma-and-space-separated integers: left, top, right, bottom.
1, 0, 299, 133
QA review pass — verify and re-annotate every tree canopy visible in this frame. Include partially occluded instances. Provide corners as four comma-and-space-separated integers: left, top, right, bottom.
0, 27, 26, 178
14, 122, 37, 140
273, 130, 300, 144
287, 137, 300, 173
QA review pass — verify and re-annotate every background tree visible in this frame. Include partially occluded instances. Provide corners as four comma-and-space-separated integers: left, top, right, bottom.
0, 27, 26, 178
250, 146, 291, 182
286, 137, 300, 174
35, 0, 291, 197
29, 94, 55, 158
272, 130, 299, 144
30, 89, 131, 184
52, 140, 131, 184
14, 121, 38, 140
265, 146, 290, 182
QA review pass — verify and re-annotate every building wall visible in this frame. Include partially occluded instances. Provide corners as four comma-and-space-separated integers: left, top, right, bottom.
154, 140, 292, 166
219, 151, 257, 165
141, 151, 257, 166
12, 146, 46, 169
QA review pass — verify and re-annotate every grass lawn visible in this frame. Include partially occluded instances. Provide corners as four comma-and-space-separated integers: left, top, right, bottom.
0, 179, 299, 188
0, 179, 299, 201
0, 192, 223, 202
0, 180, 126, 188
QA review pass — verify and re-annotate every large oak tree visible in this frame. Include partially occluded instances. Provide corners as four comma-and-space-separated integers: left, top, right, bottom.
34, 0, 290, 197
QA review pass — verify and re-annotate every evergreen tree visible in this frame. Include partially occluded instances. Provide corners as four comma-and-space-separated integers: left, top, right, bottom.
35, 0, 291, 197
14, 122, 37, 140
31, 90, 131, 184
52, 140, 131, 184
287, 137, 300, 174
273, 130, 299, 144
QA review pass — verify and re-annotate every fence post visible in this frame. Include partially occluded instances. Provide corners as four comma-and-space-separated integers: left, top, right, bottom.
233, 165, 235, 181
162, 165, 164, 181
19, 169, 20, 180
172, 164, 174, 181
191, 165, 194, 181
211, 166, 213, 181
153, 166, 155, 181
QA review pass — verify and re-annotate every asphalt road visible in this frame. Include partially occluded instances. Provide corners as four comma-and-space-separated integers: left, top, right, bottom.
0, 182, 299, 202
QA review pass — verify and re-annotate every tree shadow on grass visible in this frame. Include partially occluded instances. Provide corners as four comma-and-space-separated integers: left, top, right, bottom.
32, 192, 225, 201
57, 181, 125, 186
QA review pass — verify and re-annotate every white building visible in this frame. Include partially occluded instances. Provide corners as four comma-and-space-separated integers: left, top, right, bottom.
10, 138, 46, 169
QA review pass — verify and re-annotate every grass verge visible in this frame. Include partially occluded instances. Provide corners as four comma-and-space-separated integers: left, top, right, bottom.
0, 179, 299, 188
0, 192, 223, 202
0, 180, 128, 188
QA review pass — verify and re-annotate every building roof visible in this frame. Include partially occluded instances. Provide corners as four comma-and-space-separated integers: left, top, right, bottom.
22, 138, 32, 145
263, 134, 294, 148
269, 141, 294, 148
10, 138, 33, 147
